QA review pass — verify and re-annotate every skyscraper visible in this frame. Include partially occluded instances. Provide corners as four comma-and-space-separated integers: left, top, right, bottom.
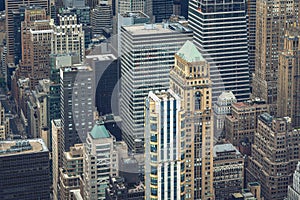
247, 113, 300, 200
83, 121, 119, 200
91, 4, 113, 36
19, 8, 52, 89
145, 0, 173, 22
188, 0, 250, 102
52, 119, 64, 200
277, 27, 300, 128
144, 89, 186, 200
287, 161, 300, 200
120, 23, 192, 151
0, 139, 50, 200
170, 41, 214, 199
52, 15, 85, 62
60, 64, 94, 152
252, 0, 296, 115
5, 0, 49, 64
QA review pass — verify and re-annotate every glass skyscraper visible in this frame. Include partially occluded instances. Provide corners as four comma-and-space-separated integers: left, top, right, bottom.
188, 0, 250, 102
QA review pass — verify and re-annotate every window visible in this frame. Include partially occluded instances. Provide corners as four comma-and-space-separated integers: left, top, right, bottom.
195, 91, 201, 110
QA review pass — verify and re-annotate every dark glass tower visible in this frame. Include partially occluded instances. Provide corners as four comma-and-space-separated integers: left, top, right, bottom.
145, 0, 173, 22
189, 0, 250, 102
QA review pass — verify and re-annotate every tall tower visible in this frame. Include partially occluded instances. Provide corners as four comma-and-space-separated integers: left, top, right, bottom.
144, 89, 186, 200
277, 27, 300, 128
170, 41, 214, 199
120, 23, 192, 151
247, 113, 300, 200
19, 9, 52, 89
60, 64, 94, 152
5, 0, 49, 64
188, 0, 250, 102
83, 121, 119, 200
252, 0, 296, 115
52, 15, 85, 62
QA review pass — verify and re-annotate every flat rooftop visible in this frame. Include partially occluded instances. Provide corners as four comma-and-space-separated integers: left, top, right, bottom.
0, 139, 48, 157
123, 23, 192, 35
213, 143, 241, 157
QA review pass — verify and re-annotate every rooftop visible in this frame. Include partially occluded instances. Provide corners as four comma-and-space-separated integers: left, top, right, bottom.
90, 121, 111, 139
123, 23, 192, 35
213, 143, 241, 157
177, 40, 204, 62
0, 139, 48, 157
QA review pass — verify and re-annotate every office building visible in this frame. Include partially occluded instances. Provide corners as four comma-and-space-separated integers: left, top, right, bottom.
5, 0, 49, 64
91, 3, 113, 36
88, 54, 119, 115
58, 6, 92, 48
213, 91, 237, 139
120, 23, 192, 151
213, 143, 244, 200
230, 183, 263, 200
287, 161, 300, 200
83, 120, 119, 200
59, 144, 84, 200
52, 15, 85, 62
252, 0, 296, 115
60, 64, 94, 152
144, 89, 186, 200
278, 27, 300, 128
18, 8, 52, 88
170, 40, 214, 199
145, 0, 173, 22
247, 113, 300, 200
52, 119, 64, 200
117, 0, 144, 14
225, 99, 269, 146
188, 0, 250, 102
0, 139, 50, 200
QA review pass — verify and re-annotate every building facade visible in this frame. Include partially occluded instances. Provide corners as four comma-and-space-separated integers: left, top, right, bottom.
60, 64, 94, 152
144, 89, 186, 200
225, 99, 269, 146
287, 161, 300, 200
59, 143, 84, 200
83, 121, 118, 200
170, 41, 214, 199
213, 91, 237, 139
188, 0, 250, 102
0, 139, 50, 200
247, 113, 300, 200
145, 0, 173, 22
52, 15, 85, 62
277, 27, 300, 128
5, 0, 49, 64
120, 23, 192, 151
252, 0, 296, 115
52, 119, 64, 200
213, 143, 244, 200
